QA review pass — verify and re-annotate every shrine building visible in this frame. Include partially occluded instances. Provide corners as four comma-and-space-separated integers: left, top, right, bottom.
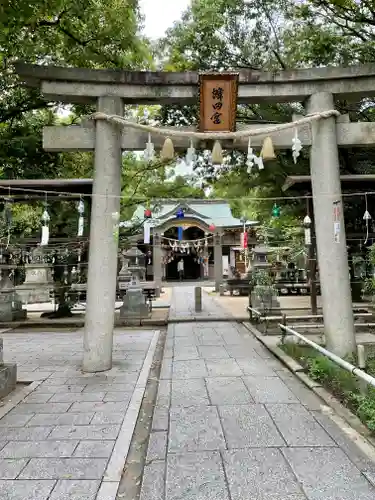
123, 200, 258, 288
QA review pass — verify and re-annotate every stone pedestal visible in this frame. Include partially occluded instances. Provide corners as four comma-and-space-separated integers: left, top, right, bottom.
119, 248, 150, 320
0, 338, 17, 398
16, 264, 53, 304
0, 274, 27, 322
120, 283, 150, 320
251, 289, 280, 315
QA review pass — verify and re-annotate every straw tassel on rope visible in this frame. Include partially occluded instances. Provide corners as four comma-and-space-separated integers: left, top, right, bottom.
211, 141, 223, 165
260, 136, 276, 161
160, 137, 174, 160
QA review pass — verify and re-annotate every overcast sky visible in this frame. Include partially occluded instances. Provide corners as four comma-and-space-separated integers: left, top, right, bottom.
140, 0, 190, 39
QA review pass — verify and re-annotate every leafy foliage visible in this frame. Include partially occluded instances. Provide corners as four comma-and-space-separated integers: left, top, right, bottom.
158, 0, 375, 249
282, 342, 375, 433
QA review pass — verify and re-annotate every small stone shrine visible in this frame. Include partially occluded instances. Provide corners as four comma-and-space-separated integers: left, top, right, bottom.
120, 247, 150, 320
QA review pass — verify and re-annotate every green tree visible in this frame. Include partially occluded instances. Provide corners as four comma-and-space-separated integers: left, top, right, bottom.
0, 0, 152, 238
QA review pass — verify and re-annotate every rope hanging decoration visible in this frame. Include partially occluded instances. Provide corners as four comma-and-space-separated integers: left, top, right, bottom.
363, 193, 372, 245
41, 192, 50, 246
91, 109, 340, 169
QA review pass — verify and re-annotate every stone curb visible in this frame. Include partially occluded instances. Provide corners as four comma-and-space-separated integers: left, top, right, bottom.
0, 319, 168, 329
168, 316, 248, 323
96, 329, 160, 499
243, 321, 375, 450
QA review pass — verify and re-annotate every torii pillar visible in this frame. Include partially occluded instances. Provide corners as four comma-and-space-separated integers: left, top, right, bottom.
306, 92, 355, 356
83, 97, 123, 372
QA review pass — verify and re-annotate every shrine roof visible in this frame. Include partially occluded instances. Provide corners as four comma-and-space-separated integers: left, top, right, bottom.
121, 199, 258, 229
0, 178, 93, 200
282, 175, 375, 193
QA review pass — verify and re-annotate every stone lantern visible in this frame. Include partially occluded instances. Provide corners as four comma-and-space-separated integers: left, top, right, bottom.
249, 243, 280, 313
119, 247, 150, 320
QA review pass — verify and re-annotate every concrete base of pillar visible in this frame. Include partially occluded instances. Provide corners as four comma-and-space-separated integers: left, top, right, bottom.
0, 363, 17, 399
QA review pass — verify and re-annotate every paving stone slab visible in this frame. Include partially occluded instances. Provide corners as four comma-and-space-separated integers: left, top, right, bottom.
82, 383, 135, 392
172, 359, 208, 379
197, 346, 230, 359
166, 451, 229, 500
147, 431, 168, 462
48, 424, 120, 440
73, 440, 115, 458
266, 404, 336, 447
205, 377, 253, 405
0, 440, 78, 459
0, 459, 28, 479
102, 392, 132, 403
205, 359, 242, 377
243, 376, 299, 403
276, 372, 324, 410
11, 402, 72, 414
220, 332, 244, 345
19, 458, 108, 480
49, 479, 100, 500
171, 379, 209, 407
224, 345, 263, 359
282, 447, 375, 500
34, 384, 86, 393
363, 472, 375, 487
0, 427, 53, 441
156, 380, 171, 407
311, 412, 375, 472
236, 359, 277, 376
68, 401, 128, 413
160, 357, 172, 380
174, 337, 194, 347
23, 393, 53, 404
173, 346, 200, 361
222, 448, 307, 500
152, 406, 169, 431
218, 405, 284, 448
90, 412, 125, 425
49, 392, 106, 403
0, 479, 56, 500
140, 460, 165, 500
0, 414, 33, 427
26, 413, 93, 427
169, 406, 226, 452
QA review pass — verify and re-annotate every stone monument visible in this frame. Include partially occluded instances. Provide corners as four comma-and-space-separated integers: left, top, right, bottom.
0, 338, 16, 398
16, 247, 54, 304
119, 247, 150, 320
0, 250, 27, 322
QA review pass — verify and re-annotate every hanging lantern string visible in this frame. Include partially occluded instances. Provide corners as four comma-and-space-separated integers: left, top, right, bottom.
363, 192, 372, 245
2, 184, 375, 204
90, 109, 340, 141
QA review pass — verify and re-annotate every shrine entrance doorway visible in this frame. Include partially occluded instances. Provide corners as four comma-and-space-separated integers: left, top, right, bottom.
163, 225, 205, 281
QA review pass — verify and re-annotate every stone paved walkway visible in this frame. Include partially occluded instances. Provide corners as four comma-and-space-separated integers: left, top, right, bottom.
0, 328, 157, 500
169, 286, 232, 320
141, 287, 375, 500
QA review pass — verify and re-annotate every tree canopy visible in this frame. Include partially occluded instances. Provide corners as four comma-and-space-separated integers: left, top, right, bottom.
2, 0, 375, 248
157, 0, 375, 248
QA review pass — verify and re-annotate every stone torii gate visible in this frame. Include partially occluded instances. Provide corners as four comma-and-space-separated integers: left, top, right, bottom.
14, 63, 375, 370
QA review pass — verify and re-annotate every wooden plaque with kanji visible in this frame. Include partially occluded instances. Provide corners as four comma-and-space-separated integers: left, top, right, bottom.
199, 73, 238, 133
